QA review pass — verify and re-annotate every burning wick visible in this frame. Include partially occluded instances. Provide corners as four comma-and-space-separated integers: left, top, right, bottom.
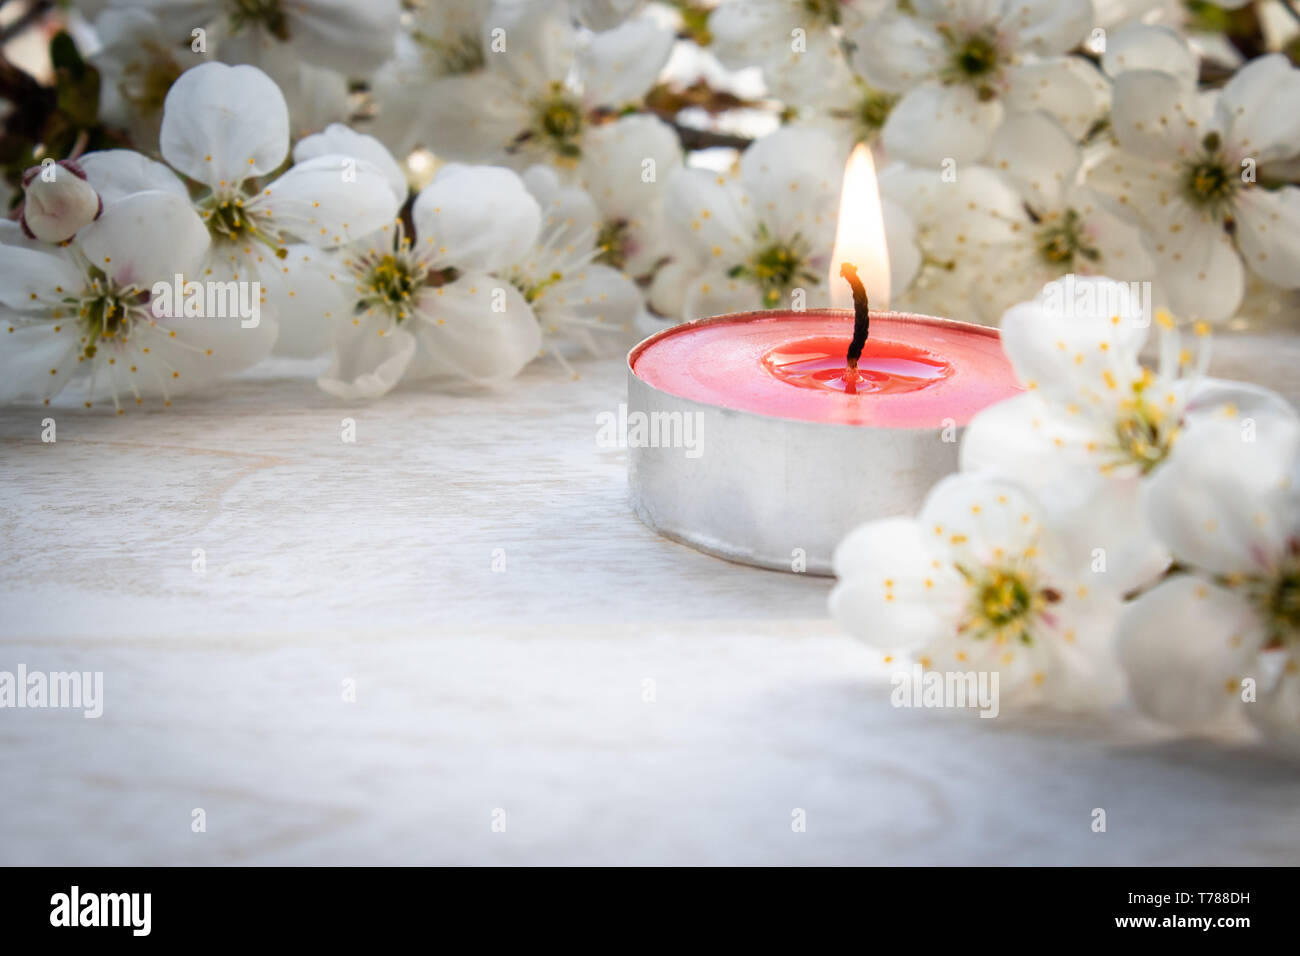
839, 261, 869, 386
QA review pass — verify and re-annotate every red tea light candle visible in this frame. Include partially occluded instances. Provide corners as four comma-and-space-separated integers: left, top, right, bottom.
626, 146, 1021, 574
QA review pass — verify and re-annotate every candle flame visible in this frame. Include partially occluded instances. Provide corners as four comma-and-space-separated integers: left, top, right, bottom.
828, 144, 890, 311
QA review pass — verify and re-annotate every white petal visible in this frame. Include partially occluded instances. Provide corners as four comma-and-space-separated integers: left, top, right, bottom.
268, 246, 352, 358
739, 126, 841, 246
577, 16, 673, 108
159, 62, 289, 188
410, 273, 540, 386
281, 0, 399, 74
414, 164, 542, 273
1233, 186, 1300, 289
1117, 576, 1262, 729
830, 517, 961, 651
318, 318, 417, 400
996, 277, 1150, 396
845, 14, 944, 93
983, 111, 1079, 210
78, 149, 187, 204
77, 191, 209, 289
419, 73, 529, 163
0, 227, 84, 311
882, 82, 1001, 166
1143, 411, 1300, 576
1215, 54, 1300, 164
521, 164, 602, 248
1101, 23, 1198, 88
578, 114, 681, 219
292, 123, 408, 205
1109, 69, 1203, 160
486, 0, 574, 90
250, 155, 401, 247
679, 267, 764, 319
664, 168, 755, 261
1003, 56, 1109, 141
1009, 0, 1094, 56
0, 322, 80, 404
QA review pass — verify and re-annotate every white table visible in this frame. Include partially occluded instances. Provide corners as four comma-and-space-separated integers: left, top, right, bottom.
2, 342, 1298, 865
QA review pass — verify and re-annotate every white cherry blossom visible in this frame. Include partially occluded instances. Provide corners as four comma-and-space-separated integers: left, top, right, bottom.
663, 126, 842, 317
845, 0, 1106, 164
1117, 412, 1300, 746
298, 163, 543, 400
831, 472, 1126, 711
416, 0, 673, 173
0, 191, 274, 410
708, 0, 883, 108
960, 276, 1294, 589
1088, 53, 1300, 322
79, 63, 400, 328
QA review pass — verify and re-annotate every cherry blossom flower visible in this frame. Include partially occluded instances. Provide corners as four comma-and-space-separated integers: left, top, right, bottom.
415, 0, 673, 172
0, 191, 274, 410
78, 62, 400, 326
845, 0, 1106, 165
298, 163, 543, 400
1117, 412, 1300, 747
89, 8, 195, 151
111, 0, 399, 76
1088, 52, 1300, 322
886, 111, 1156, 323
708, 0, 883, 108
960, 276, 1294, 589
512, 165, 643, 370
663, 126, 842, 317
831, 472, 1126, 711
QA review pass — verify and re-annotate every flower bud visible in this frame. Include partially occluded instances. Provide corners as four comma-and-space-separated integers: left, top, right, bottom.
19, 159, 103, 243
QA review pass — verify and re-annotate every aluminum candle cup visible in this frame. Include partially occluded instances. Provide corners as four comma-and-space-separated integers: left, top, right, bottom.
626, 309, 1021, 575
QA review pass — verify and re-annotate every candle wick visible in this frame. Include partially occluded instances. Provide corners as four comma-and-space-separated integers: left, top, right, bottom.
839, 262, 869, 379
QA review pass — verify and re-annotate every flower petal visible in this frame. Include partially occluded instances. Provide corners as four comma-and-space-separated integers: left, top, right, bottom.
159, 62, 289, 188
830, 516, 960, 652
1142, 410, 1300, 576
1233, 186, 1300, 289
487, 0, 574, 90
1117, 575, 1262, 730
1101, 23, 1198, 88
78, 149, 188, 204
410, 273, 541, 386
413, 164, 542, 273
250, 155, 401, 247
77, 191, 210, 289
293, 123, 408, 205
318, 319, 417, 400
1215, 54, 1300, 165
881, 82, 1001, 166
577, 16, 673, 108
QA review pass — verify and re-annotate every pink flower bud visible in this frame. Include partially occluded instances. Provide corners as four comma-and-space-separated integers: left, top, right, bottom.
19, 159, 103, 243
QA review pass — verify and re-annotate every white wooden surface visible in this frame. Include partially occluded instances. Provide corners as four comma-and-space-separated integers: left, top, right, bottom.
2, 341, 1299, 865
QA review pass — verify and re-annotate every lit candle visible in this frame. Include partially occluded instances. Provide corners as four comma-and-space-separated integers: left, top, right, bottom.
625, 144, 1021, 573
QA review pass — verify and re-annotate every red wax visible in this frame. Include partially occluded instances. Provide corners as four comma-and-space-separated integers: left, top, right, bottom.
631, 311, 1021, 428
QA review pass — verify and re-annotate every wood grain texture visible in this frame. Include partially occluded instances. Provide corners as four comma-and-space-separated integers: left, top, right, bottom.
1, 344, 1298, 865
